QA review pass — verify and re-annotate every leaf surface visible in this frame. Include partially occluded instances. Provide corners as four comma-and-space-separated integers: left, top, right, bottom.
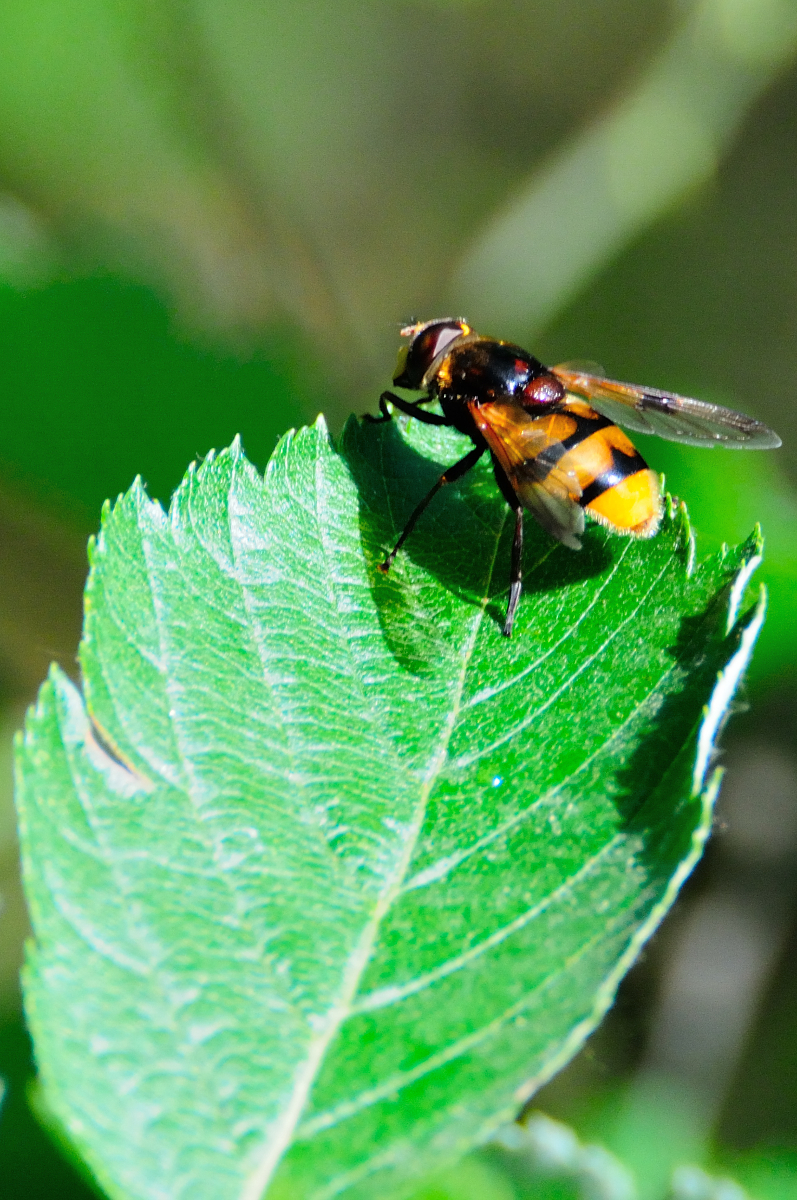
15, 414, 764, 1200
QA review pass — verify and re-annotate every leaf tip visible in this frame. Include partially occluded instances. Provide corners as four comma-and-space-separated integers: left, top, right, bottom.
288, 415, 335, 464
98, 493, 126, 533
21, 664, 65, 744
221, 435, 250, 467
668, 493, 695, 575
341, 411, 361, 440
725, 533, 765, 634
694, 585, 767, 793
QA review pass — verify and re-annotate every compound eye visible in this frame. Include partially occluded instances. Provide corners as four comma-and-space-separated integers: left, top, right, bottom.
428, 323, 465, 359
394, 318, 470, 388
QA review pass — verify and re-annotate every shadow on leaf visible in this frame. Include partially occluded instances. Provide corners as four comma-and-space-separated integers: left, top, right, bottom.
339, 414, 614, 672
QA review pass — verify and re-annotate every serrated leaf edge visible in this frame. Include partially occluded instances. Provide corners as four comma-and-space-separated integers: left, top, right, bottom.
496, 579, 763, 1112
455, 565, 765, 1155
16, 433, 767, 1200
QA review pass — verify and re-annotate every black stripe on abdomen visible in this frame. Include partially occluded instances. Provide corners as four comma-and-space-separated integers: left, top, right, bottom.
560, 408, 614, 450
579, 444, 650, 507
534, 408, 616, 477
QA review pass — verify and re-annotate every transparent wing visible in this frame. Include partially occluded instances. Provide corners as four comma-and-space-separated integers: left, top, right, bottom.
551, 366, 782, 449
555, 359, 606, 377
468, 400, 585, 550
517, 477, 585, 551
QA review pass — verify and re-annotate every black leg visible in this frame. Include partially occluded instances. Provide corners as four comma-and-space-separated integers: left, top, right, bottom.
503, 506, 524, 636
364, 390, 450, 427
490, 455, 524, 637
364, 394, 393, 423
380, 445, 485, 572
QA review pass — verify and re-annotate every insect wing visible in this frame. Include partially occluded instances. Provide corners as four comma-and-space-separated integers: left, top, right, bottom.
519, 477, 586, 551
555, 359, 606, 378
468, 400, 585, 550
551, 366, 782, 449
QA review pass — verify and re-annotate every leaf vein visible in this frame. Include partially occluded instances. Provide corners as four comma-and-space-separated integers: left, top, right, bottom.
353, 832, 622, 1013
450, 544, 679, 769
238, 482, 509, 1200
298, 914, 624, 1142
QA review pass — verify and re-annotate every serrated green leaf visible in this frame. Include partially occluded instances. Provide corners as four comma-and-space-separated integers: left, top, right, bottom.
15, 413, 764, 1200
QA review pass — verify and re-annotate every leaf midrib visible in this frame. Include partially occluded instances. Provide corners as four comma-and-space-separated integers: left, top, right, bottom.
397, 538, 684, 903
350, 830, 623, 1015
294, 534, 726, 1138
238, 457, 510, 1200
301, 907, 626, 1143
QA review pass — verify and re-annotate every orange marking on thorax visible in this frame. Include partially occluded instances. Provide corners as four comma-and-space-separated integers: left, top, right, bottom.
436, 358, 453, 387
561, 398, 597, 419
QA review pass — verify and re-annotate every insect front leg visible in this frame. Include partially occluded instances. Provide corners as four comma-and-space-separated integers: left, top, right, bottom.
490, 455, 525, 637
364, 391, 450, 426
380, 445, 485, 572
364, 393, 394, 423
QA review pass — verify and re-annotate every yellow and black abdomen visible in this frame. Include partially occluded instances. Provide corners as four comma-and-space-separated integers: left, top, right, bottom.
550, 400, 662, 537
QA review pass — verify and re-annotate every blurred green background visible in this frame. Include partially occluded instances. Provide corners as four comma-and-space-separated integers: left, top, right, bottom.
0, 1, 796, 1197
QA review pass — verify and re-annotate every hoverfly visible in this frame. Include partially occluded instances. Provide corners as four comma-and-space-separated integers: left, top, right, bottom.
366, 318, 781, 636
